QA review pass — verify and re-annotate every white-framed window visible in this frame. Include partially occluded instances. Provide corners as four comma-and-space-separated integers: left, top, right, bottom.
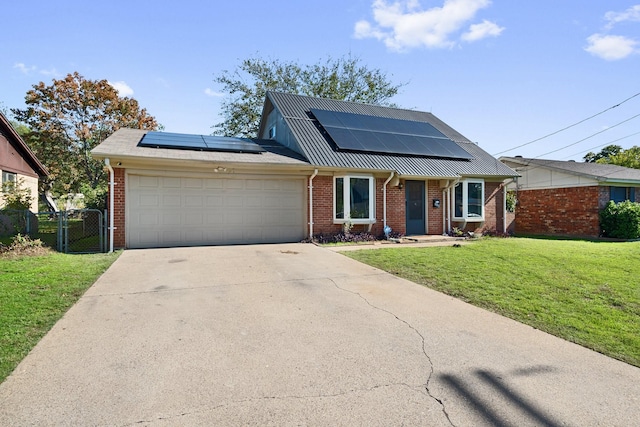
334, 175, 375, 223
453, 179, 484, 221
2, 171, 17, 184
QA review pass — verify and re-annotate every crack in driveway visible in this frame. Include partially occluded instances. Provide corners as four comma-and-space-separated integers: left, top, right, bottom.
326, 277, 455, 427
120, 383, 427, 426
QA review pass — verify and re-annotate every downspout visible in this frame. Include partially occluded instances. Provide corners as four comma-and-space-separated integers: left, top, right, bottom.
104, 158, 115, 253
308, 169, 318, 239
382, 171, 395, 230
441, 181, 449, 235
444, 178, 461, 235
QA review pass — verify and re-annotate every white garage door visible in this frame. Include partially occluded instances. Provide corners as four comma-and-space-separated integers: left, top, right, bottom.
127, 173, 306, 248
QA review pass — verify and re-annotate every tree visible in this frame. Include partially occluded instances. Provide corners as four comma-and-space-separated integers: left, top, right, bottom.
599, 146, 640, 169
583, 145, 622, 163
12, 72, 159, 197
213, 54, 405, 137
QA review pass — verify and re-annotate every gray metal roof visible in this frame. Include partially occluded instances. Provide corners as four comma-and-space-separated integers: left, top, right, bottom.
500, 156, 640, 183
264, 91, 517, 178
92, 128, 309, 166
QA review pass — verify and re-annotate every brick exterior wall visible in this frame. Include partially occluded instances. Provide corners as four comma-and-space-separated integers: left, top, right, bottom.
110, 168, 126, 249
310, 175, 407, 237
514, 186, 601, 237
384, 179, 406, 235
427, 180, 444, 235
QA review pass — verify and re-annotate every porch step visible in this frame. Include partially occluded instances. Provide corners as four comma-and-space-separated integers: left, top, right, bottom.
400, 235, 465, 244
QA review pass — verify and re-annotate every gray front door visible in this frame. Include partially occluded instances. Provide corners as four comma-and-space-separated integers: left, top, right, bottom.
405, 180, 425, 235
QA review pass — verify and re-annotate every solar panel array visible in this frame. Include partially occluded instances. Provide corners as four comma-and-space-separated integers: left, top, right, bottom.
310, 109, 473, 160
139, 132, 265, 153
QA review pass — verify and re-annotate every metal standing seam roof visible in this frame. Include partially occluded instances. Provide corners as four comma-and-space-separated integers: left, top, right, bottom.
500, 157, 640, 183
265, 91, 517, 178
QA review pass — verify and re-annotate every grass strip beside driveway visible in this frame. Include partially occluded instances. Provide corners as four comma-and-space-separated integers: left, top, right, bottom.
0, 251, 120, 383
344, 238, 640, 367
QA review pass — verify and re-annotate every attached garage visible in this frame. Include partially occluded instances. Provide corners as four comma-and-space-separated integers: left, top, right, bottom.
126, 172, 307, 248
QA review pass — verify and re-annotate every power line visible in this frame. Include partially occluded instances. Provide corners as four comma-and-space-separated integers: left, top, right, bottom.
492, 91, 640, 156
560, 130, 640, 160
532, 112, 640, 158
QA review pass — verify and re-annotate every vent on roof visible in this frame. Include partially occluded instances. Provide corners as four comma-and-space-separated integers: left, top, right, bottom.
310, 108, 473, 160
138, 132, 265, 154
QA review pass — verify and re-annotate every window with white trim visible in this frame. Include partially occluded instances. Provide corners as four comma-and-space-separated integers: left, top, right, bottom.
334, 176, 375, 222
2, 171, 16, 184
453, 179, 484, 221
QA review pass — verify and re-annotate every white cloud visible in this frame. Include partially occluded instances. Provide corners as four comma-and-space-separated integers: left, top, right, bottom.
204, 88, 224, 97
461, 19, 504, 42
604, 4, 640, 29
108, 81, 134, 97
353, 0, 501, 51
585, 34, 639, 60
39, 68, 60, 77
13, 63, 36, 74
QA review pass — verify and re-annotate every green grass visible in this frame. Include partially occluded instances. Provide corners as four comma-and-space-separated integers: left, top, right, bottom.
344, 238, 640, 367
0, 251, 120, 383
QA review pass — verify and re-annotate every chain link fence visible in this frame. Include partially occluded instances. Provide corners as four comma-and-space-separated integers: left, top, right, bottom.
0, 209, 107, 253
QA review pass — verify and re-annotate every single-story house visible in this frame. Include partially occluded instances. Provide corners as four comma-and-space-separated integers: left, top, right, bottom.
500, 156, 640, 237
0, 111, 48, 212
92, 92, 517, 249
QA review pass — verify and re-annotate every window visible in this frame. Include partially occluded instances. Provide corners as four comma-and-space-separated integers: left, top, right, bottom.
334, 176, 375, 222
2, 171, 16, 184
453, 180, 484, 221
610, 187, 636, 203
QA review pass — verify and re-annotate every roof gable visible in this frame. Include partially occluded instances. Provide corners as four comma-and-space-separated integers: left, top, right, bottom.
262, 92, 516, 178
0, 112, 48, 177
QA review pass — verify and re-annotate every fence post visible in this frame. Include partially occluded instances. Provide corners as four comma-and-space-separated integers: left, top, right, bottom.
57, 212, 63, 252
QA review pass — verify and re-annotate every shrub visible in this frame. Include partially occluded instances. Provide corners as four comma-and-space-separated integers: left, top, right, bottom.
312, 231, 377, 244
1, 179, 32, 211
600, 201, 640, 239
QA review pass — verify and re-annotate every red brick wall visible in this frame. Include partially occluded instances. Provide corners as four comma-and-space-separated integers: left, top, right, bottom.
485, 181, 504, 233
427, 180, 444, 235
383, 178, 406, 236
309, 175, 406, 237
109, 168, 126, 249
515, 186, 600, 237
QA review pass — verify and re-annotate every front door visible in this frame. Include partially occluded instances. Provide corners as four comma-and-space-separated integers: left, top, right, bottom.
405, 180, 425, 235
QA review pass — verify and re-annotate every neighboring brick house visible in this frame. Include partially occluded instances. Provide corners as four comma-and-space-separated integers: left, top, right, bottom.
92, 92, 517, 249
500, 156, 640, 237
0, 111, 48, 212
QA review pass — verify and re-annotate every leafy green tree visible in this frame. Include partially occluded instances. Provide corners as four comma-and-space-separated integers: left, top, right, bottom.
213, 54, 406, 137
583, 145, 623, 163
599, 146, 640, 169
12, 72, 159, 197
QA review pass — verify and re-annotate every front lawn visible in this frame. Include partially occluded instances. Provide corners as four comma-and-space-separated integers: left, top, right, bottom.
344, 238, 640, 367
0, 251, 120, 383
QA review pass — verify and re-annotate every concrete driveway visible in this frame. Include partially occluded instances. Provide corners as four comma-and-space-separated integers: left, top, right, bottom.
1, 243, 638, 426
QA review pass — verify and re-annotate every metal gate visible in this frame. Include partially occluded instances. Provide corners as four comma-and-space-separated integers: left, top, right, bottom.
1, 209, 107, 253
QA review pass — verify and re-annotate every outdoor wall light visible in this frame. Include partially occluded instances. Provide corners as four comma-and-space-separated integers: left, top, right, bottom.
433, 199, 441, 208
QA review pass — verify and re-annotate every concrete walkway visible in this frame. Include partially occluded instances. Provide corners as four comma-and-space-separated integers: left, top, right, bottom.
0, 243, 638, 426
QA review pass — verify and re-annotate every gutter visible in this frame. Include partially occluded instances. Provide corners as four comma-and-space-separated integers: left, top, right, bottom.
308, 169, 318, 239
382, 172, 395, 231
104, 158, 115, 253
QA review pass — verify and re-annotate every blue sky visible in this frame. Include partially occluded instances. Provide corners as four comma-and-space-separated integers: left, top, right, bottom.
2, 0, 639, 160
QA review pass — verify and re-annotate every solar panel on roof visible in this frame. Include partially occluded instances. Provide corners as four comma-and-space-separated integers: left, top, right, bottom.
138, 132, 265, 153
310, 109, 473, 160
